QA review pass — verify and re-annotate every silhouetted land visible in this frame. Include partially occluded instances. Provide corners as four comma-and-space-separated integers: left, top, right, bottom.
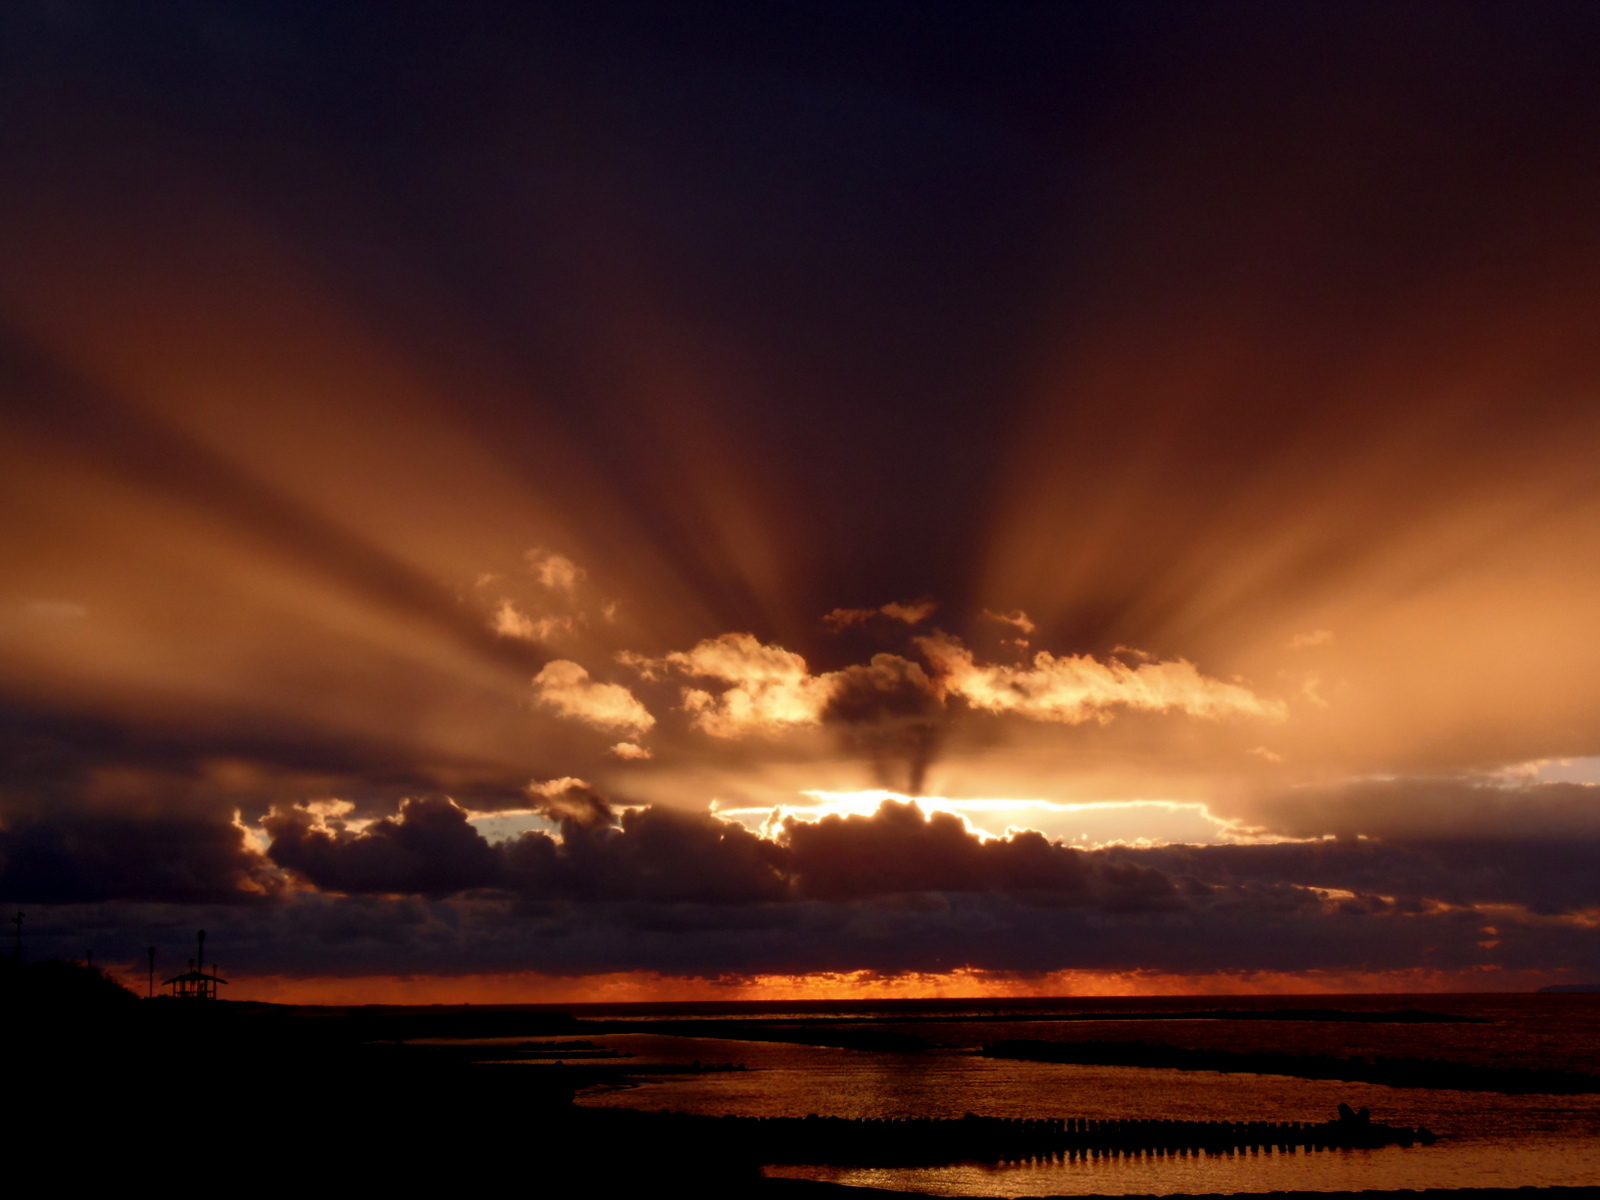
768, 1187, 1600, 1199
4, 978, 1583, 1197
983, 1038, 1600, 1093
0, 955, 140, 1008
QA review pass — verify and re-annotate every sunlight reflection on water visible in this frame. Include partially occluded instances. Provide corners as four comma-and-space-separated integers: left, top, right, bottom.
570, 1030, 1600, 1193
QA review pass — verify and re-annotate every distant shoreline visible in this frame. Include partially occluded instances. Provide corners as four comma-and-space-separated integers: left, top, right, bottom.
982, 1038, 1600, 1094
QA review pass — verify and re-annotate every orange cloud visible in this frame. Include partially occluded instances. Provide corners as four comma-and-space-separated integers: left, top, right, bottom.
982, 608, 1037, 635
532, 660, 654, 734
492, 599, 571, 641
525, 547, 583, 593
627, 632, 832, 736
823, 600, 937, 631
919, 632, 1286, 725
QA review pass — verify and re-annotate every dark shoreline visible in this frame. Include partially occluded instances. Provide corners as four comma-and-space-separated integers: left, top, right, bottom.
764, 1186, 1600, 1199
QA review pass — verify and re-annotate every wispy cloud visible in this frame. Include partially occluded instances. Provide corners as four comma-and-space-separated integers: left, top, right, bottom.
525, 547, 583, 593
492, 599, 571, 641
823, 600, 937, 631
982, 608, 1037, 635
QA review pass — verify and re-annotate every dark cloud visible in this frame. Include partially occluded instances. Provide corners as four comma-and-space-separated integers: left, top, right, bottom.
525, 779, 616, 832
264, 796, 500, 899
820, 655, 945, 794
36, 867, 1596, 983
510, 805, 789, 906
13, 785, 1600, 981
11, 745, 1600, 982
263, 793, 788, 906
1112, 833, 1600, 917
0, 808, 272, 905
0, 710, 277, 904
1247, 778, 1600, 842
783, 800, 1088, 902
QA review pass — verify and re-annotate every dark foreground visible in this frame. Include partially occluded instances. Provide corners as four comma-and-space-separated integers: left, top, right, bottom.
4, 982, 1588, 1197
772, 1187, 1598, 1199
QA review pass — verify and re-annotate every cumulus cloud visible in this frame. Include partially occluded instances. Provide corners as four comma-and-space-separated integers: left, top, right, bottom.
532, 660, 654, 734
265, 787, 787, 905
525, 777, 615, 831
608, 741, 652, 760
918, 632, 1286, 724
623, 627, 1281, 786
263, 795, 500, 898
507, 804, 790, 905
625, 635, 942, 789
626, 633, 832, 736
782, 800, 1089, 901
241, 792, 1600, 980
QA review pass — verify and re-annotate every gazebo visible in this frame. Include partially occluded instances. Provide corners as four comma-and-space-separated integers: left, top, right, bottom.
162, 929, 228, 1000
164, 964, 227, 999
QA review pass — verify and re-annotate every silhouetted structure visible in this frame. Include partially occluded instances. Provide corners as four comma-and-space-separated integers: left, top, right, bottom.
583, 1107, 1437, 1168
165, 965, 227, 999
163, 930, 227, 999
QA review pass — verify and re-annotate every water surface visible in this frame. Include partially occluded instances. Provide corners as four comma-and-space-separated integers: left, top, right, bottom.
554, 994, 1600, 1193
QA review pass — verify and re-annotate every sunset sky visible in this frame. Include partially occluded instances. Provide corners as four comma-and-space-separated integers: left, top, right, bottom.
4, 1, 1600, 1002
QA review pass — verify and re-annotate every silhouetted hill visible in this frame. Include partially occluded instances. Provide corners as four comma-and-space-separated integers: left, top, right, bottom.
0, 957, 138, 1010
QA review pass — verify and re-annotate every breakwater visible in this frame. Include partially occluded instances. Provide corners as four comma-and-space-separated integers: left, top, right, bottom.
982, 1038, 1600, 1094
589, 1108, 1435, 1167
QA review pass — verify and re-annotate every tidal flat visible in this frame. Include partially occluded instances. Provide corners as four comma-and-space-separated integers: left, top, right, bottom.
11, 991, 1598, 1196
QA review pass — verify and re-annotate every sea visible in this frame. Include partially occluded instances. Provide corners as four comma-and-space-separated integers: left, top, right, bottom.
478, 993, 1600, 1195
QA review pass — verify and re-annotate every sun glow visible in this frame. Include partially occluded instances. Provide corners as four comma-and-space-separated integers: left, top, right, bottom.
713, 789, 1281, 848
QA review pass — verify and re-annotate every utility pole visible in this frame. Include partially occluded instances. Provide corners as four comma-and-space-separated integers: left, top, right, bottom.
10, 911, 21, 963
148, 946, 156, 998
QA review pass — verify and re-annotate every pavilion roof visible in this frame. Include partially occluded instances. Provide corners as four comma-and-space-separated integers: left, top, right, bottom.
162, 970, 228, 984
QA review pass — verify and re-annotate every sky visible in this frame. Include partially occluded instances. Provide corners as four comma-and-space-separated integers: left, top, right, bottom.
4, 1, 1600, 1001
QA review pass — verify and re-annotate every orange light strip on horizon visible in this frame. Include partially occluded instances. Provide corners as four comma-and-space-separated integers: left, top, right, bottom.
142, 963, 1578, 1007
